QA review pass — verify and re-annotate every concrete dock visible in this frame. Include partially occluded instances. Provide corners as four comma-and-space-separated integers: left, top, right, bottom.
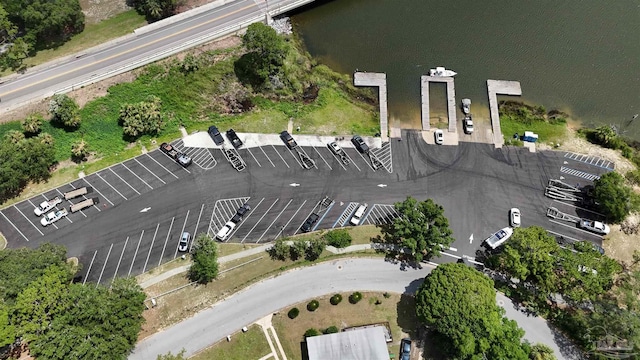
487, 80, 522, 148
421, 76, 457, 132
354, 72, 388, 142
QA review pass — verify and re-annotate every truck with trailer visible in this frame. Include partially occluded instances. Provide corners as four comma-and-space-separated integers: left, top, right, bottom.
34, 196, 62, 216
40, 209, 68, 226
160, 143, 192, 167
70, 198, 99, 213
63, 187, 89, 200
578, 219, 610, 235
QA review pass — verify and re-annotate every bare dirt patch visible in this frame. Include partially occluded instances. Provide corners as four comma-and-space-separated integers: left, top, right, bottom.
80, 0, 132, 24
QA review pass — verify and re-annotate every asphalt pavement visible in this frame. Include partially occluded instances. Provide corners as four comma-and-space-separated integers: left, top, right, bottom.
130, 258, 582, 360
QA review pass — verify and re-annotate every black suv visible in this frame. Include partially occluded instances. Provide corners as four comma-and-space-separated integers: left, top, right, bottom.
208, 126, 225, 145
351, 135, 369, 154
300, 213, 319, 233
280, 131, 298, 149
226, 128, 243, 149
231, 203, 251, 224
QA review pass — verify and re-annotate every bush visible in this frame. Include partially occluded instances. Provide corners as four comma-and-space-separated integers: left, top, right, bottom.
267, 238, 289, 261
305, 238, 326, 261
324, 326, 339, 334
289, 240, 307, 260
330, 294, 342, 305
119, 95, 165, 139
307, 299, 319, 312
383, 292, 391, 298
49, 94, 81, 129
626, 170, 640, 186
287, 307, 299, 319
349, 292, 363, 304
323, 229, 352, 248
304, 328, 320, 338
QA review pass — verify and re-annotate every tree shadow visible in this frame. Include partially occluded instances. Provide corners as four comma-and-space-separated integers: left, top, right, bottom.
233, 53, 265, 90
299, 340, 309, 360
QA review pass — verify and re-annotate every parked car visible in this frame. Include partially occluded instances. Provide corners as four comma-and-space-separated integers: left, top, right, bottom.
300, 213, 320, 233
463, 115, 474, 134
40, 209, 68, 227
178, 232, 191, 252
350, 203, 368, 226
216, 221, 236, 241
226, 128, 243, 148
434, 129, 444, 145
328, 141, 342, 155
509, 208, 521, 228
208, 125, 225, 145
231, 203, 251, 223
280, 131, 297, 149
400, 338, 412, 360
351, 135, 369, 154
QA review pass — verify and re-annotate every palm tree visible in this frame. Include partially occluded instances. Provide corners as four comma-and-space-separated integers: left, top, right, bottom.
71, 139, 89, 162
21, 114, 43, 135
4, 130, 25, 144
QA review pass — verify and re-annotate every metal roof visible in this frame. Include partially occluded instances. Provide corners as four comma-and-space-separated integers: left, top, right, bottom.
306, 325, 390, 360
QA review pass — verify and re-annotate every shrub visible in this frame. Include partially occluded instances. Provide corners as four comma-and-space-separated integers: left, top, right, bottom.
383, 292, 391, 298
71, 139, 89, 162
267, 238, 289, 261
119, 95, 164, 139
330, 294, 342, 305
324, 326, 339, 334
323, 229, 352, 248
305, 238, 326, 261
49, 94, 81, 129
21, 114, 42, 135
626, 170, 640, 186
287, 307, 299, 319
289, 240, 307, 260
307, 299, 319, 312
304, 328, 320, 338
349, 292, 363, 304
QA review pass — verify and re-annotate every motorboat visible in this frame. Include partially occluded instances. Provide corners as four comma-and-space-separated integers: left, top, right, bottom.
461, 98, 471, 114
429, 67, 457, 77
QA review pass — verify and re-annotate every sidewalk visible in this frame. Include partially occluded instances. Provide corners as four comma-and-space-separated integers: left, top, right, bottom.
139, 243, 373, 289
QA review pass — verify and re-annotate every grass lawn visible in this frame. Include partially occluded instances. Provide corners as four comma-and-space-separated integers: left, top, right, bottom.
218, 243, 262, 258
500, 115, 568, 145
345, 225, 382, 245
191, 324, 271, 360
272, 292, 418, 360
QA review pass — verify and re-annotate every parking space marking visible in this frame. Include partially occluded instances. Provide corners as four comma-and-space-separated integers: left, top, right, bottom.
96, 243, 114, 287
332, 202, 359, 228
313, 148, 332, 170
287, 148, 304, 168
363, 204, 399, 225
13, 205, 44, 236
355, 151, 376, 171
325, 148, 347, 171
135, 158, 169, 184
274, 200, 307, 239
548, 219, 603, 238
371, 141, 393, 173
271, 145, 290, 168
552, 199, 605, 217
158, 217, 175, 267
0, 210, 29, 242
258, 147, 275, 167
343, 151, 361, 172
216, 197, 262, 237
189, 204, 205, 253
145, 154, 180, 179
128, 230, 145, 277
95, 172, 128, 200
109, 168, 141, 195
256, 199, 293, 243
564, 152, 615, 170
27, 199, 59, 229
245, 148, 262, 167
172, 140, 216, 170
83, 250, 98, 285
142, 224, 161, 274
559, 166, 600, 181
81, 179, 115, 206
294, 207, 319, 236
120, 163, 153, 189
546, 229, 582, 243
113, 236, 129, 281
241, 199, 279, 243
173, 211, 190, 259
312, 201, 335, 231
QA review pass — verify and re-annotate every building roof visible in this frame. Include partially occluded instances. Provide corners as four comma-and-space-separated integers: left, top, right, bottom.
306, 326, 390, 360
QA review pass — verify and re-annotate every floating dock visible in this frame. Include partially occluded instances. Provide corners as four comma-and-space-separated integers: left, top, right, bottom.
421, 76, 457, 132
487, 80, 522, 148
354, 72, 388, 142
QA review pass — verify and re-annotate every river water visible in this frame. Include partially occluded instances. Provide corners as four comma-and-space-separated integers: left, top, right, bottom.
292, 0, 640, 139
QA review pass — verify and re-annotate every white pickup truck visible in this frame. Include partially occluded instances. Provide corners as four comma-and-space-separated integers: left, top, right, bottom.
34, 197, 63, 216
578, 219, 610, 235
40, 209, 68, 226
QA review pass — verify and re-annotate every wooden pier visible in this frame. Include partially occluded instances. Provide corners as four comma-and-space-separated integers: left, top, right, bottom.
487, 80, 522, 148
421, 76, 457, 132
353, 72, 388, 142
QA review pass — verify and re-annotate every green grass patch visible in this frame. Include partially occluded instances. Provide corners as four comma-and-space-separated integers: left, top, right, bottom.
191, 324, 271, 360
500, 114, 568, 145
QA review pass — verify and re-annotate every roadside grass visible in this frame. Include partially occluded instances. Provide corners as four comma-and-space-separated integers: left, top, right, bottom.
191, 325, 270, 360
272, 292, 418, 360
500, 115, 568, 145
135, 256, 191, 285
344, 225, 382, 245
0, 165, 79, 209
217, 243, 262, 258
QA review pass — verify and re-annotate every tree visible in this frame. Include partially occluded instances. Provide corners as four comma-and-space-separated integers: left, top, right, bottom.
268, 238, 289, 261
36, 132, 55, 146
529, 343, 556, 360
0, 300, 16, 348
119, 95, 164, 139
289, 239, 306, 260
188, 234, 219, 284
415, 263, 529, 359
71, 139, 89, 162
130, 0, 177, 21
305, 238, 325, 261
4, 129, 24, 144
593, 125, 617, 147
323, 229, 352, 248
379, 197, 454, 262
593, 172, 632, 222
157, 350, 186, 360
21, 113, 43, 135
236, 22, 287, 88
49, 93, 81, 128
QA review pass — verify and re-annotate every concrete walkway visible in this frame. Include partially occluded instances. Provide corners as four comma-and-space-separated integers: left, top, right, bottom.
256, 314, 288, 360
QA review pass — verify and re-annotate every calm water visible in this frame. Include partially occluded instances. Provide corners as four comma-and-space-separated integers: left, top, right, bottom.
292, 0, 640, 139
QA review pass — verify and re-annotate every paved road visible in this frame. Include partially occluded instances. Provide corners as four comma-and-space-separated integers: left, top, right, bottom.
130, 258, 581, 360
0, 0, 311, 113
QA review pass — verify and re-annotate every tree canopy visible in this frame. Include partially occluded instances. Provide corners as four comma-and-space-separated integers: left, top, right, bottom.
49, 93, 81, 129
415, 263, 530, 359
236, 22, 287, 89
130, 0, 177, 21
593, 172, 632, 223
188, 234, 219, 284
379, 197, 454, 262
119, 95, 165, 139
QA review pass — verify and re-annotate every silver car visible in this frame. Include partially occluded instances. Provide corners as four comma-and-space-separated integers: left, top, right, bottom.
178, 232, 191, 252
509, 208, 521, 228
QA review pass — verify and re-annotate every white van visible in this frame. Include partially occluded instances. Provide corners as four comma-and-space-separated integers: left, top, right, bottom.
350, 203, 368, 226
216, 221, 236, 241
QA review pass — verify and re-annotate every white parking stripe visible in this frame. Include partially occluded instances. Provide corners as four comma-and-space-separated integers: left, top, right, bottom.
245, 147, 262, 167
135, 158, 168, 184
271, 145, 289, 168
257, 199, 293, 243
109, 168, 140, 195
0, 210, 29, 242
546, 229, 582, 243
27, 199, 59, 229
128, 230, 145, 276
222, 197, 263, 236
343, 151, 361, 171
259, 146, 275, 167
113, 236, 129, 281
173, 211, 190, 259
286, 148, 304, 168
145, 154, 179, 179
356, 151, 375, 170
143, 223, 160, 274
96, 243, 113, 287
313, 148, 332, 170
189, 204, 205, 252
95, 173, 128, 200
158, 149, 191, 174
275, 200, 307, 239
552, 200, 605, 217
326, 148, 347, 171
121, 163, 153, 189
13, 205, 44, 236
83, 250, 98, 285
294, 206, 321, 235
158, 217, 175, 267
241, 199, 279, 243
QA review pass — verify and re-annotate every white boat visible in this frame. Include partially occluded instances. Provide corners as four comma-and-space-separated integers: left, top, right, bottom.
429, 67, 457, 77
484, 227, 514, 249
